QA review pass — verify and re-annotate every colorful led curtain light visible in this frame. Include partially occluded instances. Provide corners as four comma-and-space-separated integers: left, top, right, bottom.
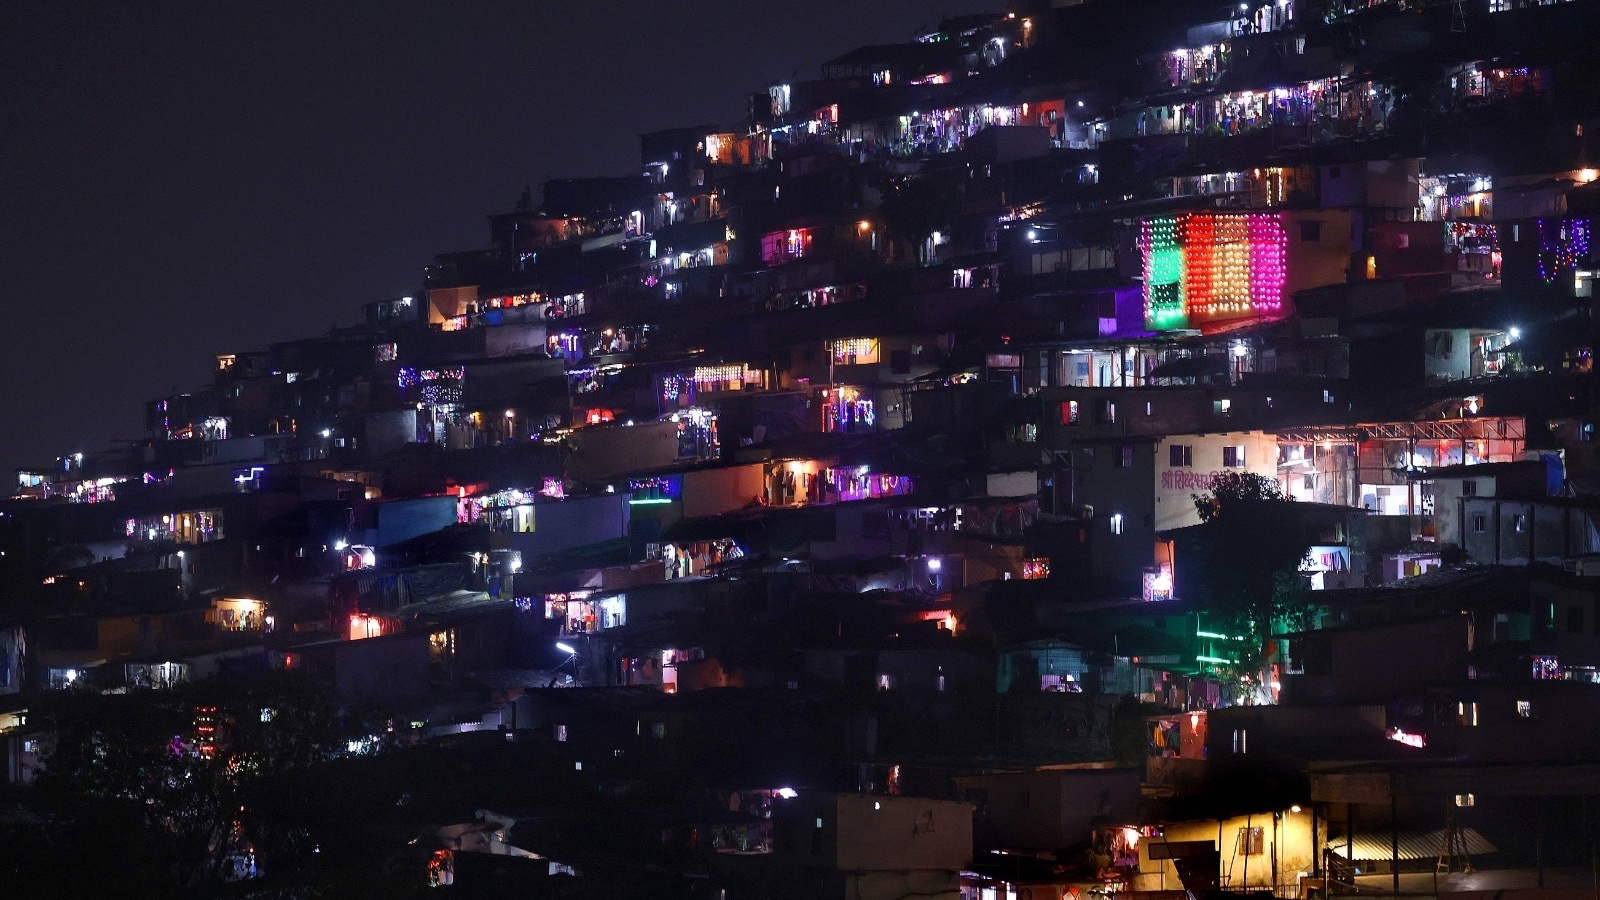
1141, 216, 1187, 330
1141, 212, 1287, 330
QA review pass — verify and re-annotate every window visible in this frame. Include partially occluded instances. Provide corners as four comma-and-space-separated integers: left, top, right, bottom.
1214, 398, 1232, 416
1236, 826, 1264, 855
1231, 728, 1248, 754
1109, 513, 1125, 535
890, 350, 911, 375
1169, 444, 1193, 467
1516, 700, 1532, 718
1119, 445, 1135, 468
1456, 701, 1479, 726
1515, 514, 1527, 533
1456, 793, 1476, 807
1063, 400, 1081, 425
1223, 445, 1245, 468
555, 725, 568, 742
1472, 513, 1486, 533
1300, 220, 1322, 242
831, 338, 880, 365
1570, 605, 1586, 634
1462, 480, 1477, 497
1145, 401, 1154, 416
1102, 400, 1117, 424
1302, 474, 1315, 491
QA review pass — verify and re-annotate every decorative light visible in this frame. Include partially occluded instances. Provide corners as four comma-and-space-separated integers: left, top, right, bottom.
397, 366, 465, 388
1536, 218, 1592, 284
1142, 211, 1287, 330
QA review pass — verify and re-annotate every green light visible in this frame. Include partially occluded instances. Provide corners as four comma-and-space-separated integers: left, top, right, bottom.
1196, 655, 1231, 664
1196, 631, 1235, 640
628, 498, 674, 506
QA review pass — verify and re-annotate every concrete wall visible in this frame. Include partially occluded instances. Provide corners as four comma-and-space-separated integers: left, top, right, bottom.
1076, 440, 1158, 582
376, 496, 459, 548
683, 463, 766, 520
489, 493, 629, 559
1153, 432, 1279, 531
566, 422, 681, 483
1423, 328, 1474, 382
955, 768, 1141, 850
365, 409, 419, 456
777, 792, 972, 874
1285, 208, 1356, 296
1531, 578, 1600, 668
331, 634, 430, 701
1282, 617, 1469, 705
1134, 810, 1315, 893
483, 323, 546, 358
807, 503, 896, 562
1462, 498, 1600, 566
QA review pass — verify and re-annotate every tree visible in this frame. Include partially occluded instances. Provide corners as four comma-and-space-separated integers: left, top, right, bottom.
32, 674, 397, 898
877, 175, 962, 266
1187, 472, 1318, 680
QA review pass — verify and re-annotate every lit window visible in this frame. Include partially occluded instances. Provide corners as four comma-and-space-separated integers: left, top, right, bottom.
1109, 513, 1125, 535
1223, 445, 1245, 468
1063, 400, 1080, 425
831, 338, 880, 365
1516, 700, 1532, 718
1456, 793, 1476, 807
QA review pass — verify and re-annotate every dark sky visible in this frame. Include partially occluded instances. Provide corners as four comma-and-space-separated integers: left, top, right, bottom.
0, 0, 995, 474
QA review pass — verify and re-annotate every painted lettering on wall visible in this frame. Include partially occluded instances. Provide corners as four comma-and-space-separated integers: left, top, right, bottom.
1161, 470, 1223, 492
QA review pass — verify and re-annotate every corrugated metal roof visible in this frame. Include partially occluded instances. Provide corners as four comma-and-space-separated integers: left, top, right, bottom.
1328, 828, 1496, 862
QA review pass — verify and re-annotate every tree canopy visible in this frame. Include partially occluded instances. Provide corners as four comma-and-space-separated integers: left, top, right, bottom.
1186, 472, 1318, 671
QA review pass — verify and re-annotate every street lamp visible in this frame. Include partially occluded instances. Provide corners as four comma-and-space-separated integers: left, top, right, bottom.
550, 642, 580, 688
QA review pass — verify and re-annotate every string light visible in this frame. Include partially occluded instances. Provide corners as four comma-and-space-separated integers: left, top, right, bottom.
1141, 216, 1187, 329
1536, 218, 1592, 284
397, 367, 465, 388
1141, 212, 1287, 330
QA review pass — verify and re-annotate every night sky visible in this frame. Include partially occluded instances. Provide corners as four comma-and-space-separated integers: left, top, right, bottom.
0, 0, 995, 475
